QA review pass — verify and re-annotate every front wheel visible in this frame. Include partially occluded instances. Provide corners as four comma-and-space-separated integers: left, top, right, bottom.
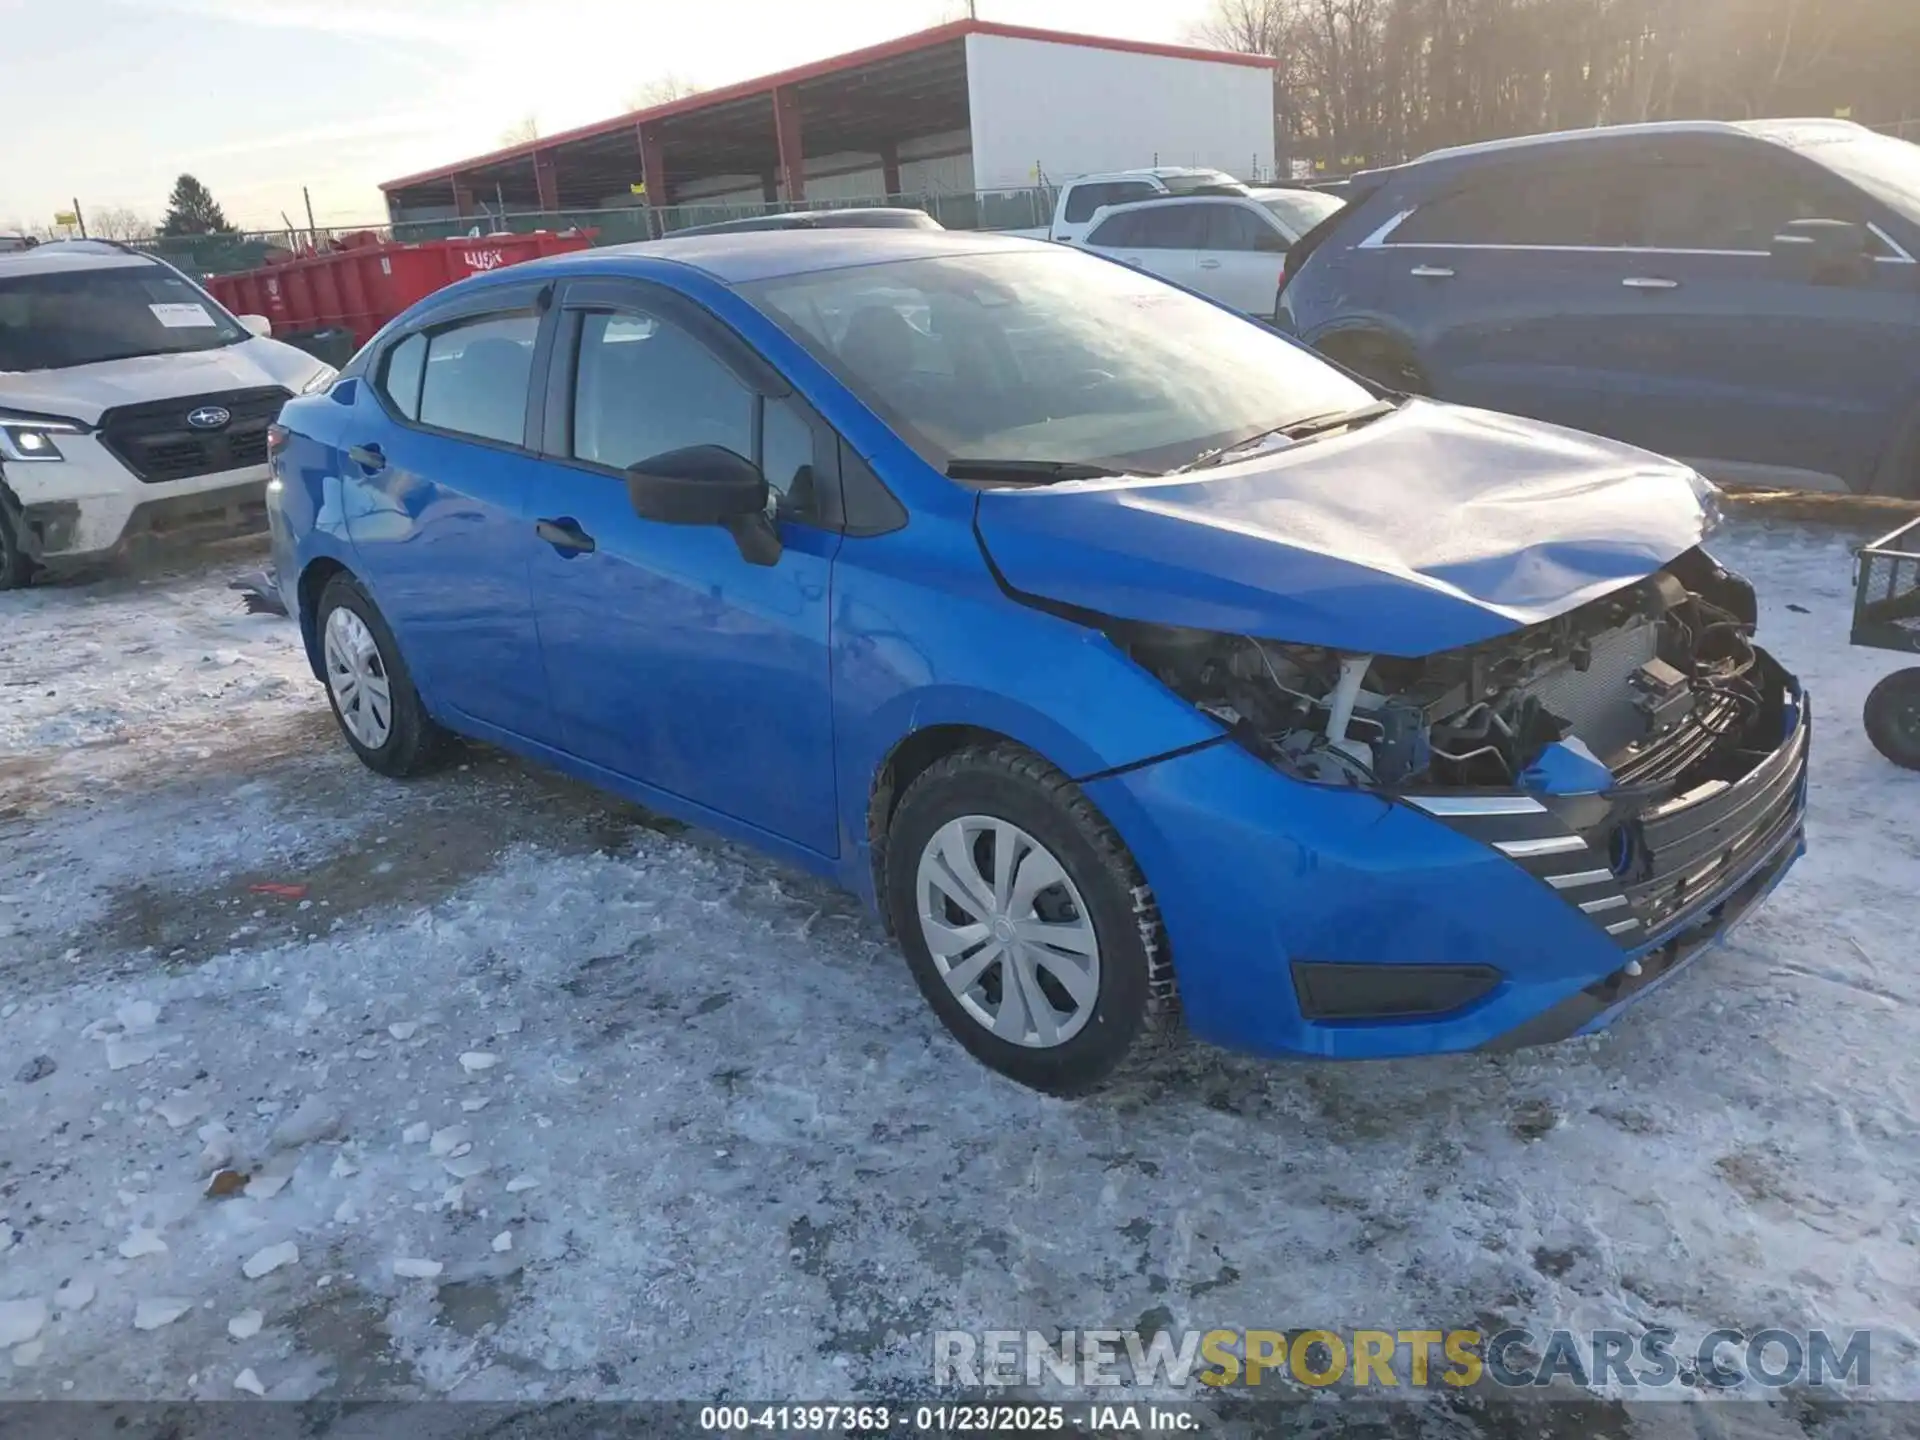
0, 506, 36, 591
1864, 667, 1920, 770
885, 745, 1176, 1095
314, 574, 449, 777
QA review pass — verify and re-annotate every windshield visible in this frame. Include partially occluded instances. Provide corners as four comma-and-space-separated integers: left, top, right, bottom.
1790, 130, 1920, 228
740, 249, 1371, 476
1259, 190, 1346, 237
0, 266, 246, 372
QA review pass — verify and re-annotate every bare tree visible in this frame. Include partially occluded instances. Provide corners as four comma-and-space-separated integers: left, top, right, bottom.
625, 73, 703, 111
499, 114, 540, 146
90, 206, 156, 241
1194, 0, 1920, 173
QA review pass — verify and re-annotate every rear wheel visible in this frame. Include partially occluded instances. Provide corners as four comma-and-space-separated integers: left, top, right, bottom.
0, 506, 35, 591
885, 744, 1175, 1095
1316, 330, 1428, 395
1864, 667, 1920, 770
314, 574, 449, 777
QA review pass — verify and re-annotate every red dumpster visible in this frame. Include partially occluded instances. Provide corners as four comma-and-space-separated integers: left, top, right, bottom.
204, 230, 596, 352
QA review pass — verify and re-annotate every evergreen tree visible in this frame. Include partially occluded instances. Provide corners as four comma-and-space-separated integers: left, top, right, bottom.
159, 174, 235, 237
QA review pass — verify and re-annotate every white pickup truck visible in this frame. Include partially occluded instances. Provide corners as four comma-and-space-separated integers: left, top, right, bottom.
1001, 167, 1253, 245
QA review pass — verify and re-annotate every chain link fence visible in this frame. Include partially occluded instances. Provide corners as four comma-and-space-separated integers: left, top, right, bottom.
128, 188, 1058, 276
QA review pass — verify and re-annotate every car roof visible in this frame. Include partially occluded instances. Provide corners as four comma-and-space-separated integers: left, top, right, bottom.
1070, 167, 1232, 183
1090, 193, 1255, 220
511, 227, 1056, 286
1403, 116, 1868, 170
0, 242, 157, 278
664, 207, 939, 238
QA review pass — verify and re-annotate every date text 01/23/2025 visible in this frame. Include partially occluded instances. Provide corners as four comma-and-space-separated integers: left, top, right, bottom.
698, 1404, 1202, 1433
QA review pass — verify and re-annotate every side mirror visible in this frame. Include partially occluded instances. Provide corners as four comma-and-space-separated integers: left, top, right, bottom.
238, 313, 273, 338
1770, 219, 1872, 282
625, 445, 782, 566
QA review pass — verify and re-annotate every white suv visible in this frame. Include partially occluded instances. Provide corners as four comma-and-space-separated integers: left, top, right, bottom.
0, 241, 335, 588
1081, 188, 1347, 319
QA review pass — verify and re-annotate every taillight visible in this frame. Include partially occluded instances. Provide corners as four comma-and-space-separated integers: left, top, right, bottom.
266, 423, 289, 460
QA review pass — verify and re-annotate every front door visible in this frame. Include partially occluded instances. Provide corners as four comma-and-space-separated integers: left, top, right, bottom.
526, 285, 841, 856
1191, 200, 1288, 317
1566, 151, 1920, 486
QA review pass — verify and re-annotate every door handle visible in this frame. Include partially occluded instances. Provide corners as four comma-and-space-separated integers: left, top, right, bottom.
1410, 265, 1455, 279
1199, 259, 1222, 270
1623, 276, 1680, 289
535, 517, 597, 555
347, 443, 385, 472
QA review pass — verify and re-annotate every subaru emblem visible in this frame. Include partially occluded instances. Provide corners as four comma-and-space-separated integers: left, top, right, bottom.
187, 406, 231, 430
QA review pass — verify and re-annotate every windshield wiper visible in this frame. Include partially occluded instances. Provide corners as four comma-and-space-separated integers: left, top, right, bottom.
1173, 399, 1401, 473
945, 458, 1131, 485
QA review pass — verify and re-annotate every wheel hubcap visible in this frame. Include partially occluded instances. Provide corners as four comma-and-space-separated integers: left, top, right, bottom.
913, 816, 1100, 1049
323, 607, 393, 749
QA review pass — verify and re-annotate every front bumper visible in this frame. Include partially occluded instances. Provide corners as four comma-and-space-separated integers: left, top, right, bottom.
2, 429, 270, 568
1081, 669, 1810, 1060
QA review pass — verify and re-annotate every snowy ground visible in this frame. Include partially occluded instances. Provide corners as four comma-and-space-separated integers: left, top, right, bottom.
1, 521, 1918, 1428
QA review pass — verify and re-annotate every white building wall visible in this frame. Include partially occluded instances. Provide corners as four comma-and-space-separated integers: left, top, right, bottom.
963, 33, 1274, 190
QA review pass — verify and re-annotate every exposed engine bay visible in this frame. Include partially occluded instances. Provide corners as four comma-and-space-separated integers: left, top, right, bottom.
1117, 548, 1788, 799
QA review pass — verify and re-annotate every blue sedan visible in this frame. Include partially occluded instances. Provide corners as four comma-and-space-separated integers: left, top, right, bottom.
267, 230, 1809, 1093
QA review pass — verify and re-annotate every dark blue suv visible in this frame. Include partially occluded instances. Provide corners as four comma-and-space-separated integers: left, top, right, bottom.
1278, 119, 1920, 496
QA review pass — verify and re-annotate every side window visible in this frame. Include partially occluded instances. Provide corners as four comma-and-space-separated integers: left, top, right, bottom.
1392, 168, 1631, 248
378, 332, 427, 420
761, 397, 816, 503
1635, 159, 1871, 252
1203, 204, 1275, 252
417, 312, 538, 445
1086, 212, 1136, 247
571, 309, 754, 470
1135, 203, 1208, 250
1065, 181, 1156, 224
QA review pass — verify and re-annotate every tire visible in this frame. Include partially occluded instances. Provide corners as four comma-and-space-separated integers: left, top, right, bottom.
1316, 330, 1428, 395
885, 744, 1176, 1095
314, 573, 449, 778
0, 505, 35, 591
1863, 667, 1920, 771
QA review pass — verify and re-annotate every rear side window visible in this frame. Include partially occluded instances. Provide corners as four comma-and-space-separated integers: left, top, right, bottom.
417, 312, 539, 445
1392, 167, 1636, 247
1065, 181, 1157, 224
378, 333, 427, 420
1134, 204, 1208, 250
1086, 212, 1138, 247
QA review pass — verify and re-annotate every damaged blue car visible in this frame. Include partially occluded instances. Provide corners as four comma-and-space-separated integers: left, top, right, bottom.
267, 231, 1810, 1093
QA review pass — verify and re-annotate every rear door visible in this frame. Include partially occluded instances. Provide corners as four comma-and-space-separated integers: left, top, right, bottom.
1378, 159, 1648, 433
1191, 200, 1289, 317
525, 278, 843, 856
338, 286, 558, 743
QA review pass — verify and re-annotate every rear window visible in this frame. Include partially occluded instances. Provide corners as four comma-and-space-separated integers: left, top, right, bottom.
1259, 189, 1347, 237
0, 264, 245, 372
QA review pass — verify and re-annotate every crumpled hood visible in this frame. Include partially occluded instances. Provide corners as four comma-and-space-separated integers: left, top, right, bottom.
0, 338, 324, 425
974, 399, 1712, 658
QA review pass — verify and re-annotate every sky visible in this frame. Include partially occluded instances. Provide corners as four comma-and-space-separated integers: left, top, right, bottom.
1, 0, 1220, 233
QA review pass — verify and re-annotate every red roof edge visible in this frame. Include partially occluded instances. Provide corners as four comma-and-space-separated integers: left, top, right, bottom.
380, 19, 1275, 194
